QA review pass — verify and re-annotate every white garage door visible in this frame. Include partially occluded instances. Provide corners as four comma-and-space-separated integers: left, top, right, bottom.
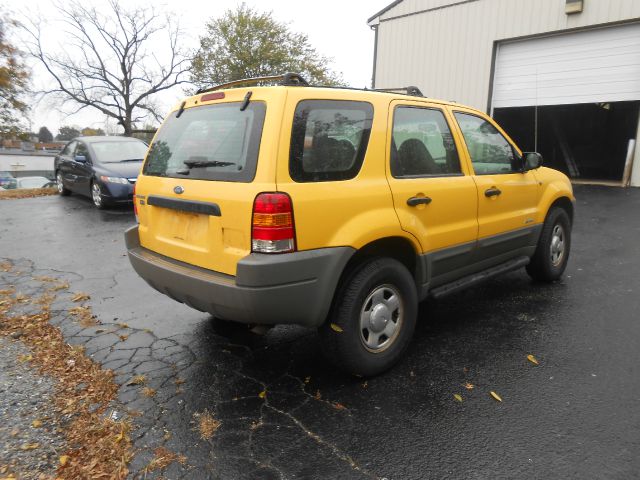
492, 22, 640, 109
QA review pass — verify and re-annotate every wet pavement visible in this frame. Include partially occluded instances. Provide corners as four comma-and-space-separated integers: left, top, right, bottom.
1, 186, 639, 479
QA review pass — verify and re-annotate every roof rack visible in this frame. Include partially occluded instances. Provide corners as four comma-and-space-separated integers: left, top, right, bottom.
196, 73, 310, 94
374, 86, 424, 97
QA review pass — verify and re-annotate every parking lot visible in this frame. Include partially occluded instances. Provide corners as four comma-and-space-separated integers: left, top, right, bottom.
1, 185, 639, 479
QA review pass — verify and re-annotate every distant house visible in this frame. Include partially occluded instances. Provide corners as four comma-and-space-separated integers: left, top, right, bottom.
368, 0, 640, 186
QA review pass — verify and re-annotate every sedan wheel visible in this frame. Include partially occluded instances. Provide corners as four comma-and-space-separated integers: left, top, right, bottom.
56, 172, 70, 196
91, 181, 105, 209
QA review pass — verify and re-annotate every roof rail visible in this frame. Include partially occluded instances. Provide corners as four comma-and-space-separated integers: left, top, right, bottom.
374, 86, 424, 97
196, 73, 310, 94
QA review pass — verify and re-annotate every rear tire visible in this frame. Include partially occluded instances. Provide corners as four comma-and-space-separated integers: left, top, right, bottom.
319, 257, 417, 377
56, 172, 70, 196
526, 207, 571, 282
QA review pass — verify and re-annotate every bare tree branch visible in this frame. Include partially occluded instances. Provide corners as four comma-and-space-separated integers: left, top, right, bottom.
21, 0, 193, 136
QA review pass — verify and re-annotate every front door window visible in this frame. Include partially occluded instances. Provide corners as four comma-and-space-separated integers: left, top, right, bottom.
453, 112, 520, 175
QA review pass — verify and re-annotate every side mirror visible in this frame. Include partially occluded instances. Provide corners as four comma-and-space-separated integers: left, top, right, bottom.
74, 155, 87, 163
522, 152, 543, 171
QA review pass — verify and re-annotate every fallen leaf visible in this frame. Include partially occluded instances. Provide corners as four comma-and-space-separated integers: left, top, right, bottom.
258, 390, 267, 399
31, 419, 43, 428
127, 375, 146, 386
20, 443, 39, 450
453, 394, 463, 403
464, 382, 474, 390
71, 292, 90, 302
527, 354, 539, 366
146, 447, 187, 472
332, 402, 347, 411
304, 376, 311, 384
314, 389, 322, 400
195, 409, 221, 440
490, 391, 503, 402
59, 455, 69, 466
119, 334, 129, 341
141, 387, 156, 397
330, 323, 343, 333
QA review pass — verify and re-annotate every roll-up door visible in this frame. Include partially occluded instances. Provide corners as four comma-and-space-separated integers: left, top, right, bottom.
492, 23, 640, 109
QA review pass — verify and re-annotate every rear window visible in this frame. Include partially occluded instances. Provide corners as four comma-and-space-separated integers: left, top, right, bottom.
143, 102, 266, 182
289, 100, 373, 182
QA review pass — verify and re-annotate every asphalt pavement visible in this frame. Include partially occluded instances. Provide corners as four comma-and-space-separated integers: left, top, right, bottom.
0, 186, 639, 479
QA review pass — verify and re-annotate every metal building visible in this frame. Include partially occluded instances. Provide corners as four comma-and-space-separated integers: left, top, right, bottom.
368, 0, 640, 186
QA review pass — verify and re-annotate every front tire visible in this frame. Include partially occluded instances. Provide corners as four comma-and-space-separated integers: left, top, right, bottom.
526, 207, 571, 282
319, 257, 417, 377
56, 172, 71, 196
91, 180, 108, 209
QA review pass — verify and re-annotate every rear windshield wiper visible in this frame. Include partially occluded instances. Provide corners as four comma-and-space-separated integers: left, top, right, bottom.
118, 158, 144, 162
182, 159, 237, 168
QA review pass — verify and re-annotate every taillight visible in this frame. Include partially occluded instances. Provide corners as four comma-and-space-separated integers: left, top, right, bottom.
252, 192, 296, 253
133, 183, 138, 222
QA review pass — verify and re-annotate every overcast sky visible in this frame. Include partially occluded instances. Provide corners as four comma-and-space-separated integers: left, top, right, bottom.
10, 0, 391, 136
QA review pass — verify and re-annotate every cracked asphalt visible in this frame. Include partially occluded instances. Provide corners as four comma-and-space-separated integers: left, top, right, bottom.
1, 185, 639, 479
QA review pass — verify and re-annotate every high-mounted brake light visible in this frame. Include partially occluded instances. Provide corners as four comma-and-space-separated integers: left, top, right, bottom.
252, 193, 296, 254
201, 92, 225, 102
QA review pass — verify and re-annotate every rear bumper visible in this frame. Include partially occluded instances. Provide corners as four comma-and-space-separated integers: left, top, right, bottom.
125, 226, 354, 328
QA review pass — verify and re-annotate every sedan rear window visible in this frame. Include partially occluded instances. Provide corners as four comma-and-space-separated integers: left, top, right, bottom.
143, 102, 266, 182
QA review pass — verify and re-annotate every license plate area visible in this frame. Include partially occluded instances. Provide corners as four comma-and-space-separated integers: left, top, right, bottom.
155, 209, 210, 251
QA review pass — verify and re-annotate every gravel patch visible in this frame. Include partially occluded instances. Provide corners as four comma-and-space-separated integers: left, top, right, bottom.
0, 336, 67, 479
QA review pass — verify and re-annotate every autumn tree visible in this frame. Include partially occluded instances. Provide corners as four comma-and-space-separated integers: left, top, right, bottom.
81, 127, 105, 136
38, 126, 53, 142
191, 4, 343, 90
23, 0, 191, 136
0, 12, 29, 138
56, 126, 80, 141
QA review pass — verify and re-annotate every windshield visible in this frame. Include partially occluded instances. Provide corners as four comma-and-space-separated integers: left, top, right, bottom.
143, 101, 266, 182
92, 141, 148, 163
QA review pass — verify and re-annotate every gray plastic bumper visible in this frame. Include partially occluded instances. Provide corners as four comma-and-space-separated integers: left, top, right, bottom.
125, 226, 354, 327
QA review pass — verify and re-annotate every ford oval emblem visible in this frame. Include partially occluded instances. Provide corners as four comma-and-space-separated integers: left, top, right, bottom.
174, 186, 184, 194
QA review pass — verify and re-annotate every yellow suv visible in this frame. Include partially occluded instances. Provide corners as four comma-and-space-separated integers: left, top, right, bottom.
126, 73, 574, 376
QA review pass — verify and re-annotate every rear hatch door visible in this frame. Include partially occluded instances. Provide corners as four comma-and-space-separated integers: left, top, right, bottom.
136, 88, 285, 276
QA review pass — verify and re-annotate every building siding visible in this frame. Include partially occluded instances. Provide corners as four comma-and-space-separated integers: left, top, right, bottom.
373, 0, 640, 110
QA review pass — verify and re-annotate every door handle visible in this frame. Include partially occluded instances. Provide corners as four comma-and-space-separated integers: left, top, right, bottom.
484, 187, 502, 198
407, 196, 432, 207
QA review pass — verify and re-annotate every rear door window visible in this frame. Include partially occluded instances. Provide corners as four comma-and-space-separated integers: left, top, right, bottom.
143, 102, 266, 182
289, 100, 373, 182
